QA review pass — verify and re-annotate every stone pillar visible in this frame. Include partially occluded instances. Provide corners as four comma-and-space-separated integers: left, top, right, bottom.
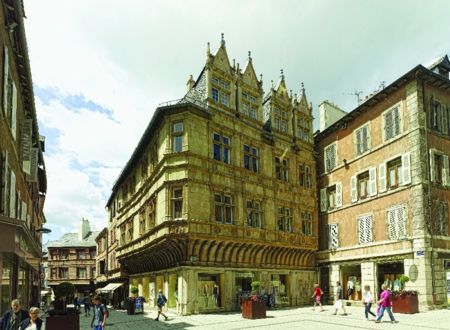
289, 272, 298, 306
223, 270, 234, 311
361, 262, 376, 296
329, 264, 340, 299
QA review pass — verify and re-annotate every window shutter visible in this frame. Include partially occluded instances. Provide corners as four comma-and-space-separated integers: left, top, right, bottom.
351, 175, 357, 202
12, 82, 17, 140
21, 119, 33, 174
429, 96, 434, 128
442, 105, 448, 135
335, 182, 342, 208
443, 155, 449, 187
320, 188, 327, 212
3, 46, 9, 114
401, 152, 411, 185
355, 129, 361, 155
379, 163, 387, 192
369, 167, 377, 196
366, 124, 371, 150
21, 200, 27, 221
429, 149, 435, 182
27, 148, 39, 182
9, 170, 16, 218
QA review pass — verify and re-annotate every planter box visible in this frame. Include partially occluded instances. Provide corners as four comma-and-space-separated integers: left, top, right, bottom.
46, 314, 79, 330
391, 295, 419, 314
242, 300, 266, 319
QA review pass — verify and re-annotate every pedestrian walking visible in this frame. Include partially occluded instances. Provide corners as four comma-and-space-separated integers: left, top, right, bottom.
375, 284, 398, 324
154, 289, 168, 321
1, 299, 29, 330
332, 281, 347, 316
18, 307, 42, 330
362, 285, 376, 320
91, 296, 108, 330
311, 284, 324, 311
83, 296, 91, 317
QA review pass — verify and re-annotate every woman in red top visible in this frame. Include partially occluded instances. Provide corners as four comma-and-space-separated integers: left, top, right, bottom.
311, 284, 324, 311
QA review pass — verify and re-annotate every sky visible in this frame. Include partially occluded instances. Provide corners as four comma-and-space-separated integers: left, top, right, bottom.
23, 0, 450, 242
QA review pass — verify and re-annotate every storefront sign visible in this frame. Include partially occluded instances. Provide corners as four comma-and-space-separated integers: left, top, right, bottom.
235, 272, 254, 278
415, 250, 425, 257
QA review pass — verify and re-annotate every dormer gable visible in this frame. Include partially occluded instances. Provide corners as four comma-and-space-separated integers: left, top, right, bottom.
428, 54, 450, 79
242, 52, 262, 91
210, 34, 233, 75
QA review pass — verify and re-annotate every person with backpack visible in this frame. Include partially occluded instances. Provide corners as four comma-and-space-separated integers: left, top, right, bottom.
154, 289, 168, 321
91, 296, 108, 330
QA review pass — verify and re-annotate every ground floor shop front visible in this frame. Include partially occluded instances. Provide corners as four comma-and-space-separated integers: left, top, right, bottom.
319, 250, 449, 310
129, 266, 316, 315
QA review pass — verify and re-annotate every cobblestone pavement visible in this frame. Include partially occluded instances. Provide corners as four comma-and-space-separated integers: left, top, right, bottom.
78, 306, 450, 330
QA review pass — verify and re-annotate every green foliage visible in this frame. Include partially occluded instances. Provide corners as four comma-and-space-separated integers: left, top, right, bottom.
399, 275, 410, 285
53, 282, 75, 300
130, 286, 139, 295
251, 281, 261, 292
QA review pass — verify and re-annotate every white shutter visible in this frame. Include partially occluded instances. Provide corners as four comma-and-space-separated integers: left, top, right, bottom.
9, 171, 16, 218
3, 46, 8, 114
335, 182, 342, 208
442, 106, 448, 135
320, 188, 327, 212
27, 148, 39, 182
21, 119, 33, 174
366, 124, 371, 150
351, 175, 357, 202
402, 152, 411, 185
369, 167, 377, 196
355, 129, 361, 155
379, 163, 387, 192
430, 150, 435, 182
21, 200, 27, 221
11, 82, 17, 140
443, 155, 449, 186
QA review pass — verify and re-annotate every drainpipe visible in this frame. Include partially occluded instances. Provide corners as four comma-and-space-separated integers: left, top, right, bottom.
420, 74, 436, 307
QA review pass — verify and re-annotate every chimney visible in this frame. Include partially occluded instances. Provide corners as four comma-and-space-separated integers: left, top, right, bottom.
186, 75, 195, 92
78, 218, 91, 241
319, 101, 347, 131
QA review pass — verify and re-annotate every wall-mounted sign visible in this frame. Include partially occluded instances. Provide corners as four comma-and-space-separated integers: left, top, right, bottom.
415, 251, 425, 257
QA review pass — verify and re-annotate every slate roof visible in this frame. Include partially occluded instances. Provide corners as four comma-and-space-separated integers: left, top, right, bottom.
47, 231, 100, 248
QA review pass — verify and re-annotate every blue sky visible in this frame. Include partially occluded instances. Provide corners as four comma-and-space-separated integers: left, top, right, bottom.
23, 0, 450, 241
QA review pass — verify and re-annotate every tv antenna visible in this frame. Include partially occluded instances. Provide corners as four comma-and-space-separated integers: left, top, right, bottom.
347, 90, 363, 105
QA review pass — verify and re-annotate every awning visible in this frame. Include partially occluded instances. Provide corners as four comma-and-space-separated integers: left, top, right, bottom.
40, 290, 50, 296
98, 283, 124, 292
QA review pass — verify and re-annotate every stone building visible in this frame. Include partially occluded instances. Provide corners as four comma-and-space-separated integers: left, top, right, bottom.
106, 37, 317, 315
315, 55, 450, 309
46, 219, 98, 295
0, 0, 47, 313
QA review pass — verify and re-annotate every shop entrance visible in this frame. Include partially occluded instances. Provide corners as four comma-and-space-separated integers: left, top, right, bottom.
234, 272, 254, 310
197, 273, 221, 310
377, 262, 404, 296
319, 267, 330, 303
271, 274, 289, 306
342, 265, 362, 300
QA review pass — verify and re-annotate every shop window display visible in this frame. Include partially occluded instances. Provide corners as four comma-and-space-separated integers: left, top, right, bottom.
271, 274, 289, 305
198, 274, 221, 310
1, 257, 12, 315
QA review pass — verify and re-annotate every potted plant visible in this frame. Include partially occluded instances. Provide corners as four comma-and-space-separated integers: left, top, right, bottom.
126, 286, 139, 315
241, 281, 267, 319
46, 282, 80, 330
391, 275, 419, 314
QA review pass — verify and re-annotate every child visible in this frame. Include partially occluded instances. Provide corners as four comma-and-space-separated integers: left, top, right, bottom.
362, 285, 376, 320
311, 284, 324, 311
91, 295, 108, 330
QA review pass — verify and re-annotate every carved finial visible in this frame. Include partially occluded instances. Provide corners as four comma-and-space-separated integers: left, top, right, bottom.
207, 42, 210, 55
271, 80, 274, 88
280, 69, 284, 78
301, 82, 305, 95
260, 74, 263, 82
290, 90, 293, 98
232, 58, 236, 69
221, 33, 225, 45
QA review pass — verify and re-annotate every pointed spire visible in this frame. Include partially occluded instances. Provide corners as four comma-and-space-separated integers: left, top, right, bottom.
280, 69, 285, 80
248, 50, 252, 62
271, 80, 274, 89
232, 58, 236, 70
221, 33, 225, 46
207, 42, 210, 55
301, 82, 305, 95
260, 74, 263, 83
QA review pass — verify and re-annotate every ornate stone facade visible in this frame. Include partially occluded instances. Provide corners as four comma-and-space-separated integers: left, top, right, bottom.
106, 37, 317, 314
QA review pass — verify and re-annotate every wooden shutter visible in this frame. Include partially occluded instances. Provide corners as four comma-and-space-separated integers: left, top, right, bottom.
369, 167, 377, 196
429, 150, 435, 182
335, 182, 342, 208
9, 170, 16, 218
21, 119, 33, 174
27, 148, 39, 182
402, 152, 411, 185
443, 155, 449, 186
11, 82, 17, 139
351, 175, 357, 202
366, 124, 371, 150
355, 129, 361, 155
3, 46, 9, 114
320, 188, 327, 212
379, 163, 387, 192
442, 105, 448, 135
429, 95, 434, 128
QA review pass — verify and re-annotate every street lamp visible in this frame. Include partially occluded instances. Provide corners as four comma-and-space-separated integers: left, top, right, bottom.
36, 227, 52, 234
36, 226, 51, 307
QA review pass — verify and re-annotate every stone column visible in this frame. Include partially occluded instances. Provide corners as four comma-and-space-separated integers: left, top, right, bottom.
329, 264, 340, 300
361, 262, 376, 298
223, 270, 234, 311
